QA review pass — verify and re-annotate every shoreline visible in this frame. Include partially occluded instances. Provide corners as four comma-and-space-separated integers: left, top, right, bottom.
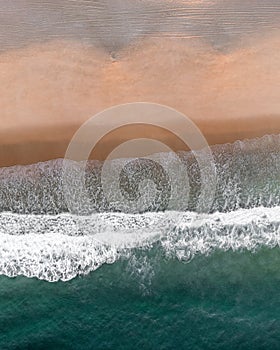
1, 118, 279, 167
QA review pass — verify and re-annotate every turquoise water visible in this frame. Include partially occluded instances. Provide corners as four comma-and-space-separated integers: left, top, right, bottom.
0, 134, 280, 349
1, 248, 280, 349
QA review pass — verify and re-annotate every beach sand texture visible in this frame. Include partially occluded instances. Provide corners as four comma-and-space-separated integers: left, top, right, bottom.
0, 0, 280, 166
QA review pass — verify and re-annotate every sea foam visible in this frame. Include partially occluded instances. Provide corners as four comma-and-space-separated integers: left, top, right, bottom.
0, 206, 279, 281
0, 134, 279, 281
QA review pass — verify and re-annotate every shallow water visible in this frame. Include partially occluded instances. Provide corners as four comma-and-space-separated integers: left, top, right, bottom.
0, 134, 279, 348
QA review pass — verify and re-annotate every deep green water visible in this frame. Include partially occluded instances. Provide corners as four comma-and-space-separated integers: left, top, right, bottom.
1, 247, 280, 350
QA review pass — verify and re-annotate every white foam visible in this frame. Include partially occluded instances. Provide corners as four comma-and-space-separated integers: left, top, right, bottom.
0, 133, 280, 214
0, 206, 279, 281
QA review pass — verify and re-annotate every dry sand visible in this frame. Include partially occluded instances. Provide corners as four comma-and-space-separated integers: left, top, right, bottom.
0, 34, 280, 167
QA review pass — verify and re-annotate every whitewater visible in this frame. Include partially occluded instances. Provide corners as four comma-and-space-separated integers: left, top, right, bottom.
0, 134, 279, 282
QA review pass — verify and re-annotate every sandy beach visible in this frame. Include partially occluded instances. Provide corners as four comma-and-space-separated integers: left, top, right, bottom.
0, 33, 280, 166
1, 0, 280, 167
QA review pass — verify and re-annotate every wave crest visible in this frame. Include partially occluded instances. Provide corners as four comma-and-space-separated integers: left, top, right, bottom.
0, 206, 279, 281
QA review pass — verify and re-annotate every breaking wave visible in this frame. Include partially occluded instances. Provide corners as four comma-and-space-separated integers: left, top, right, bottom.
0, 134, 279, 281
0, 206, 279, 282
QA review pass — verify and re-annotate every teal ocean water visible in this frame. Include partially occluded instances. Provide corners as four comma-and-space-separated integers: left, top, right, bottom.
0, 134, 279, 349
1, 248, 280, 349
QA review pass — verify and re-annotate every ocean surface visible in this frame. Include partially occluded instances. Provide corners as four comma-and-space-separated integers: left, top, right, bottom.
0, 134, 280, 349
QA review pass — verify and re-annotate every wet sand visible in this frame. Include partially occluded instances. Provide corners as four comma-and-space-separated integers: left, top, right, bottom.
0, 34, 280, 167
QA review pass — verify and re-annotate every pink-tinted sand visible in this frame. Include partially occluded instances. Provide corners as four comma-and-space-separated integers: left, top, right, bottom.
0, 34, 280, 166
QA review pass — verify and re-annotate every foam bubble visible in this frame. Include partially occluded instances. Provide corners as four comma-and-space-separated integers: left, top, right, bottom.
0, 206, 279, 281
0, 134, 279, 215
